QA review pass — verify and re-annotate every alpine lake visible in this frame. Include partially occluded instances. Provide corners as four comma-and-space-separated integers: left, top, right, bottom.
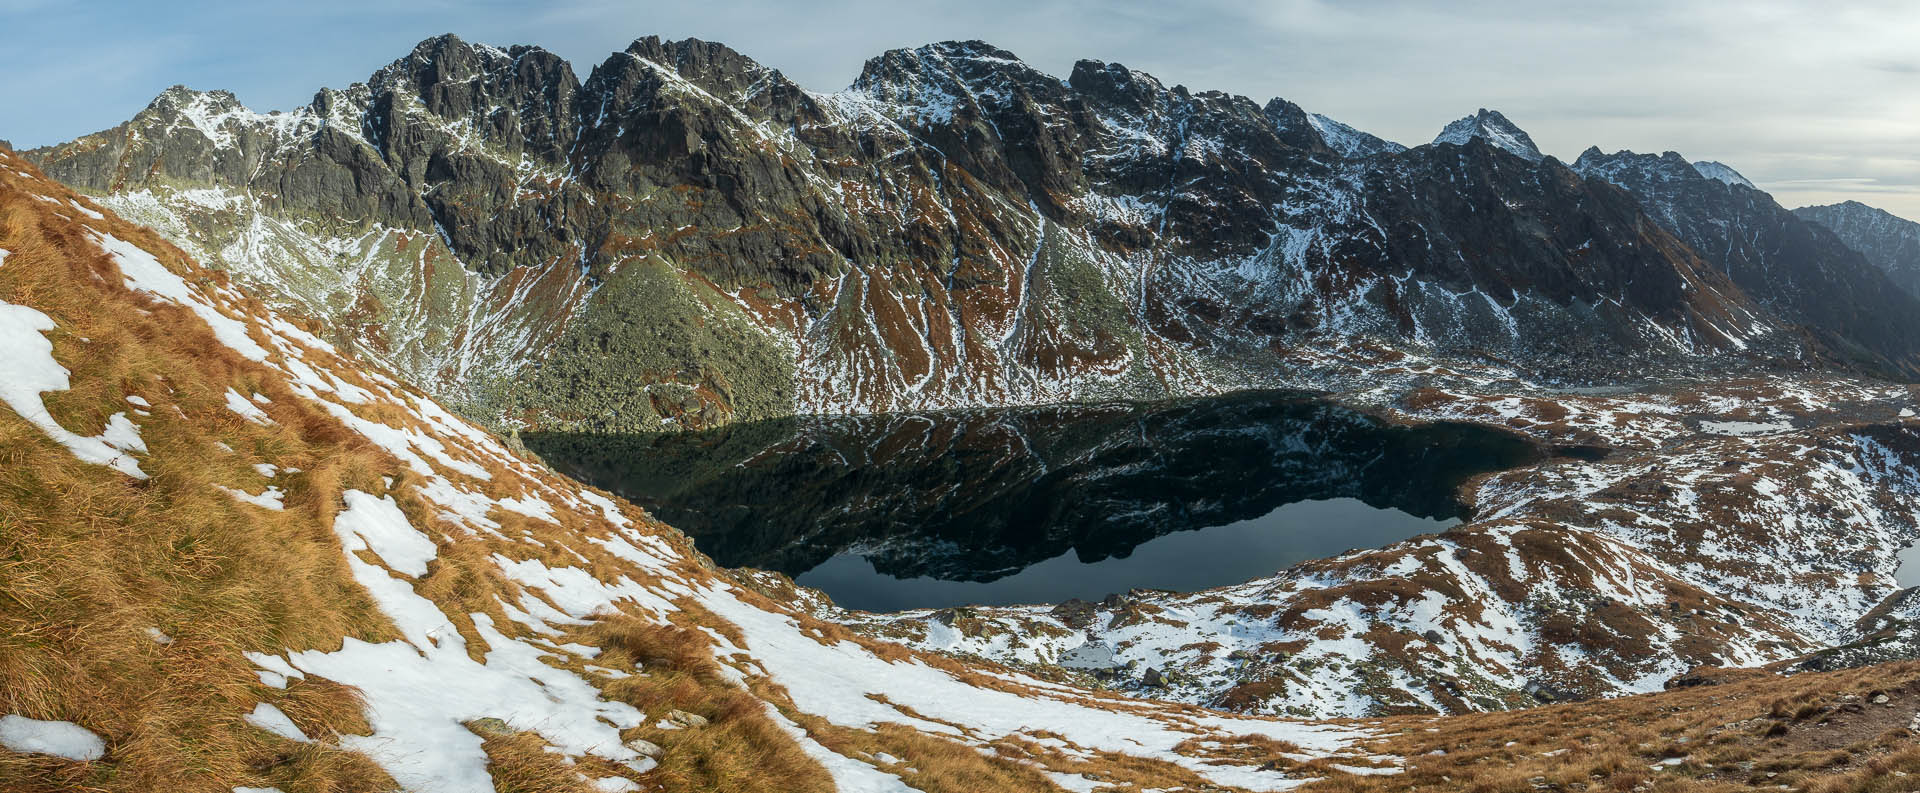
526, 390, 1551, 612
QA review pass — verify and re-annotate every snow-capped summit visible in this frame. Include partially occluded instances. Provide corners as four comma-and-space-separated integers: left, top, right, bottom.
1432, 108, 1544, 162
1692, 160, 1756, 189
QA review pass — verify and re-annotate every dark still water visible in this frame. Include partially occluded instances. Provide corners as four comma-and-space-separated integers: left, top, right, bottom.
526, 391, 1542, 612
795, 498, 1454, 611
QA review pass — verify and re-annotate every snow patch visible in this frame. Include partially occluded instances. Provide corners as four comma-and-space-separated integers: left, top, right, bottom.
259, 492, 653, 792
244, 702, 310, 743
334, 490, 437, 578
1692, 161, 1757, 190
1700, 419, 1793, 436
0, 301, 149, 478
217, 484, 286, 511
224, 388, 274, 424
0, 714, 106, 761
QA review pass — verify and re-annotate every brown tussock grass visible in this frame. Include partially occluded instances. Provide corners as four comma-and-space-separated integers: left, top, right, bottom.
0, 154, 845, 793
572, 616, 834, 793
0, 164, 409, 791
472, 727, 607, 793
1294, 661, 1920, 793
0, 166, 842, 792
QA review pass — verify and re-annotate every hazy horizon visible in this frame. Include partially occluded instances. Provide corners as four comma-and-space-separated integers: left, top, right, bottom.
3, 0, 1917, 219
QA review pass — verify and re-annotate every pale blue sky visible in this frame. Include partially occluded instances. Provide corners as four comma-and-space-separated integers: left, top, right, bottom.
3, 0, 1918, 217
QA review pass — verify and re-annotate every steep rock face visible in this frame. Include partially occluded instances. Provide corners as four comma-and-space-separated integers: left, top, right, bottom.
1795, 200, 1920, 300
26, 35, 1915, 432
26, 38, 604, 420
1573, 148, 1920, 378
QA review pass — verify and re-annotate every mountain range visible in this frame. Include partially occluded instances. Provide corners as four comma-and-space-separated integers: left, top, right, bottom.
26, 34, 1920, 434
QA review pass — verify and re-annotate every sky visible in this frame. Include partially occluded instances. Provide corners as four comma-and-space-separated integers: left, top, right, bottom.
2, 0, 1918, 218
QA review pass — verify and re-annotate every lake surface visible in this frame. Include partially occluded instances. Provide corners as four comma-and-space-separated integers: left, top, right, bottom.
796, 497, 1455, 611
527, 391, 1542, 612
1898, 541, 1920, 589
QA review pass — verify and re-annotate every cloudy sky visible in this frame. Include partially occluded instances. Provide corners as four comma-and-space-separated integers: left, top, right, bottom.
3, 0, 1918, 217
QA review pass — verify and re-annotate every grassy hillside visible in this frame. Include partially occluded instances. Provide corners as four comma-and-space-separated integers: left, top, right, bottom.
0, 145, 853, 792
3, 144, 1917, 793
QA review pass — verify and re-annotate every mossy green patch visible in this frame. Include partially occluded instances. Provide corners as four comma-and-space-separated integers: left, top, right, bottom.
505, 255, 796, 433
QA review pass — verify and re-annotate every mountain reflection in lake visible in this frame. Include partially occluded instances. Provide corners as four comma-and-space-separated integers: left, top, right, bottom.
796, 497, 1456, 611
526, 390, 1542, 612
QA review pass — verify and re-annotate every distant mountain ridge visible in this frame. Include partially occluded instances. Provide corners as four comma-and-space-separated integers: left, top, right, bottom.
1795, 200, 1920, 300
26, 34, 1920, 433
1571, 148, 1920, 375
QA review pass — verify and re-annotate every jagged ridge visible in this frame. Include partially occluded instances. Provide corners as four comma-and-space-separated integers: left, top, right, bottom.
26, 34, 1920, 437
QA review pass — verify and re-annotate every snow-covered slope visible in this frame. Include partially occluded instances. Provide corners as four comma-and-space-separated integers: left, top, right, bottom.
839, 378, 1920, 715
1307, 113, 1406, 158
1574, 147, 1920, 378
1692, 160, 1757, 189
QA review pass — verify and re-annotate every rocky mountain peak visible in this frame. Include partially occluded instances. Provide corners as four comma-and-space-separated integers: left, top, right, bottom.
606, 35, 817, 126
145, 84, 243, 113
371, 34, 520, 95
1797, 200, 1920, 232
621, 36, 790, 103
1250, 98, 1337, 157
118, 84, 305, 159
1574, 145, 1920, 378
1066, 59, 1167, 110
135, 86, 271, 132
901, 39, 1029, 67
30, 30, 1920, 435
850, 40, 1064, 121
1433, 108, 1544, 162
1571, 147, 1703, 187
359, 34, 578, 167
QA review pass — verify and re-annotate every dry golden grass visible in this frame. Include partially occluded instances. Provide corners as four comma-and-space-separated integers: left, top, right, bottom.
1293, 661, 1920, 793
471, 727, 605, 793
582, 616, 836, 793
0, 162, 402, 791
0, 155, 852, 792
